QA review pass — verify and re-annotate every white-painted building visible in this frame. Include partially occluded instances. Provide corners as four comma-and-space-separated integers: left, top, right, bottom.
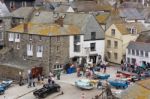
69, 35, 105, 64
126, 41, 150, 66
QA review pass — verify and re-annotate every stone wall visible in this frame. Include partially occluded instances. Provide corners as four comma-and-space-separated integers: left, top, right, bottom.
49, 36, 70, 70
0, 65, 23, 80
6, 33, 70, 75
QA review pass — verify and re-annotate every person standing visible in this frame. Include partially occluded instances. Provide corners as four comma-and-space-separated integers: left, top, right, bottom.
33, 78, 36, 87
56, 70, 61, 80
28, 73, 32, 88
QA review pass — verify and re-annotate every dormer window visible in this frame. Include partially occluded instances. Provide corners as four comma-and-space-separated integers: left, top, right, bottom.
127, 27, 137, 34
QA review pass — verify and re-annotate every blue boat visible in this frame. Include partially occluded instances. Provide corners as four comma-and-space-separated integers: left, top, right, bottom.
75, 79, 94, 90
108, 79, 128, 89
94, 72, 110, 80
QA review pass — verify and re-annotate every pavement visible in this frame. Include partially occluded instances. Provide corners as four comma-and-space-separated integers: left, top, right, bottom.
0, 66, 122, 99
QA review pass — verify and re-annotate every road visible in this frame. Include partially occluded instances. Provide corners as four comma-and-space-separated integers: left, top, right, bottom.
0, 66, 121, 99
18, 81, 102, 99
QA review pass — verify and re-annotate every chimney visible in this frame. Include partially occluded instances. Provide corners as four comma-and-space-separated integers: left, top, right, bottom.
55, 17, 64, 27
23, 23, 28, 33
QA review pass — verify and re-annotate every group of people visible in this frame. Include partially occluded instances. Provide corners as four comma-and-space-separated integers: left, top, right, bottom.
76, 61, 108, 78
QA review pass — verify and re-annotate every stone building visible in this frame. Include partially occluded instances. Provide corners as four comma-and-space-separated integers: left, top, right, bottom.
6, 22, 81, 74
0, 1, 11, 49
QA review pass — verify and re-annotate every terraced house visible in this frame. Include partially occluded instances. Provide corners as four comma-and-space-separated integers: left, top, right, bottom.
5, 10, 105, 74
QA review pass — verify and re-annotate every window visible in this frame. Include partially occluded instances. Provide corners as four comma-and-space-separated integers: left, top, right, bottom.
111, 29, 115, 36
136, 50, 139, 56
131, 28, 137, 34
128, 27, 137, 34
15, 33, 20, 42
90, 43, 96, 51
74, 35, 80, 43
37, 45, 43, 57
114, 53, 118, 60
9, 33, 14, 41
127, 57, 130, 63
27, 44, 33, 56
74, 44, 80, 52
37, 46, 43, 52
91, 32, 96, 40
0, 32, 3, 40
39, 36, 42, 41
107, 52, 111, 59
29, 35, 32, 40
140, 50, 144, 56
0, 20, 3, 28
107, 40, 111, 48
10, 1, 15, 9
132, 49, 135, 55
54, 64, 63, 70
128, 49, 131, 54
114, 41, 118, 48
145, 52, 149, 57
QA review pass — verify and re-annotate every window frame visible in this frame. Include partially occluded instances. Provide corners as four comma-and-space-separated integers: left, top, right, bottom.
114, 41, 118, 48
114, 52, 118, 60
111, 29, 115, 36
90, 43, 96, 51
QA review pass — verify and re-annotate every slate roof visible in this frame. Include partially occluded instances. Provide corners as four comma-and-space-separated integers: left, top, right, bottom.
11, 7, 34, 18
0, 1, 10, 17
136, 30, 150, 43
121, 79, 150, 99
119, 8, 144, 20
8, 22, 81, 36
8, 10, 104, 39
127, 41, 150, 52
141, 7, 150, 23
54, 5, 70, 12
31, 11, 91, 28
70, 1, 112, 12
120, 1, 144, 9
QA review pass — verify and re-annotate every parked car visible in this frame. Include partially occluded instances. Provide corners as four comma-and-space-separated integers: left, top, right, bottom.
108, 79, 128, 89
0, 86, 5, 95
75, 79, 94, 90
33, 83, 61, 98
